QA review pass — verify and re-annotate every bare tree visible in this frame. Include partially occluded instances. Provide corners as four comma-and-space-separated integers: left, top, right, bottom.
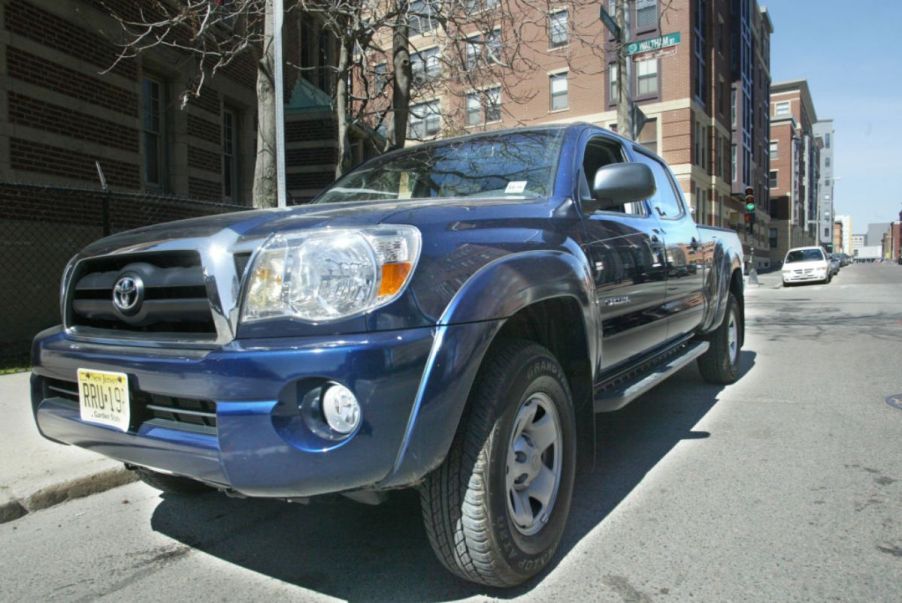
104, 0, 680, 200
102, 0, 282, 206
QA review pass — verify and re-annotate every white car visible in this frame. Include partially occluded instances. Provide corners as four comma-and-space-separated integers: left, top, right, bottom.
782, 246, 831, 285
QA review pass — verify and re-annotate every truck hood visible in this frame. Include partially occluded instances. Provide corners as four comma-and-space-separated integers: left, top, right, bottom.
82, 196, 555, 256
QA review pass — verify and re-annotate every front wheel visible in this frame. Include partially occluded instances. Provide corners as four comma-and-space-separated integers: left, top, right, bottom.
420, 340, 577, 587
698, 292, 742, 384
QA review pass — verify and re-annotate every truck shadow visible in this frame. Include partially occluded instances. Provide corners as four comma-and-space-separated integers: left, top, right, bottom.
150, 350, 756, 602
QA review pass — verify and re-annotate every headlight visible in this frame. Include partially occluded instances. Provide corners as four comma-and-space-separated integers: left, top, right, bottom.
241, 225, 421, 323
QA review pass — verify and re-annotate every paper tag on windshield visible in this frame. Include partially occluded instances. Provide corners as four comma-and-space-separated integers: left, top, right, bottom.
505, 181, 527, 194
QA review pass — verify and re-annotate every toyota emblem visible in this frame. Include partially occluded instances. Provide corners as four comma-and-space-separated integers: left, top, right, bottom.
112, 274, 144, 315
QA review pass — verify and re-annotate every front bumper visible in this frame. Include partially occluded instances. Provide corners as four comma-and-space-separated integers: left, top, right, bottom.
782, 272, 827, 283
31, 326, 435, 498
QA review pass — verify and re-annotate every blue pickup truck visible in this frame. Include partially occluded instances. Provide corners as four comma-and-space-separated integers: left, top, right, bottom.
31, 124, 744, 586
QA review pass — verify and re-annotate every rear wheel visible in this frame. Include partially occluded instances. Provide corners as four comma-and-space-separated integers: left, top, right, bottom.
698, 292, 742, 384
420, 340, 577, 587
133, 466, 212, 495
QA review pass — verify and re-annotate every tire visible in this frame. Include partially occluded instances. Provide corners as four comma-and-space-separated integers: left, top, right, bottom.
698, 292, 742, 384
420, 340, 577, 587
133, 466, 212, 495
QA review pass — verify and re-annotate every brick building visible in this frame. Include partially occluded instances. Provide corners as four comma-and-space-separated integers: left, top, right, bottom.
768, 79, 819, 264
0, 0, 349, 365
0, 0, 351, 205
390, 0, 773, 268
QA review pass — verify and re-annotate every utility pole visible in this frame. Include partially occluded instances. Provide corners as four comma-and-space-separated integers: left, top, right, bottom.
615, 0, 632, 138
273, 0, 287, 208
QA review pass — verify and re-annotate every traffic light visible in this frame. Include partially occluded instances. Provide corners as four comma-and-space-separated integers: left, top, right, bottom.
744, 187, 756, 226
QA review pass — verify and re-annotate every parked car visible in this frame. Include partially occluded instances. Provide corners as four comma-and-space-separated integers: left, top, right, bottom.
30, 124, 745, 587
782, 246, 831, 285
828, 254, 841, 277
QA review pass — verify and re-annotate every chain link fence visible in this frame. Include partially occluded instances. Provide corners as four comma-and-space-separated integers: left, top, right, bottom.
0, 183, 249, 369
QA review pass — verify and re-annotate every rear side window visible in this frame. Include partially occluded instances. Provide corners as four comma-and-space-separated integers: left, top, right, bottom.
632, 152, 684, 219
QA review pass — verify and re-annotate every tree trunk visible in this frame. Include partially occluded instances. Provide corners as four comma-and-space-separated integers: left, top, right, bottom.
391, 0, 411, 151
334, 32, 351, 179
253, 0, 277, 208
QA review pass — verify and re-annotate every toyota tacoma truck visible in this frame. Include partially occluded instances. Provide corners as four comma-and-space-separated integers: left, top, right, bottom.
31, 124, 744, 587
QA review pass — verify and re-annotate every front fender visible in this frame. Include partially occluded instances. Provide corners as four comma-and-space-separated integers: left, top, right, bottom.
378, 249, 597, 488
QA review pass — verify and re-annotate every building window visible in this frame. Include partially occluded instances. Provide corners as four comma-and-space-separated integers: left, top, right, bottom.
466, 36, 479, 69
769, 170, 778, 188
409, 0, 437, 36
608, 63, 618, 104
769, 141, 778, 159
636, 59, 658, 96
692, 0, 706, 103
549, 10, 568, 48
408, 100, 441, 139
222, 108, 238, 201
486, 87, 501, 122
825, 156, 831, 167
142, 76, 164, 188
731, 88, 736, 127
412, 47, 441, 84
466, 93, 481, 126
775, 101, 790, 116
486, 29, 502, 63
825, 132, 831, 148
466, 87, 501, 125
467, 30, 502, 68
636, 0, 657, 31
731, 144, 737, 182
466, 0, 499, 10
550, 72, 568, 111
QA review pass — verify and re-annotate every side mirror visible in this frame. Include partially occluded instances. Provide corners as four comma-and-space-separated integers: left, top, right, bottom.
585, 162, 656, 212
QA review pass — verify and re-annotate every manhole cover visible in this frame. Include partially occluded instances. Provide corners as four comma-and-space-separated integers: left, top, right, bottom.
887, 394, 902, 410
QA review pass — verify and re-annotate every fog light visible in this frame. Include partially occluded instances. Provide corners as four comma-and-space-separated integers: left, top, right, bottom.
322, 383, 361, 434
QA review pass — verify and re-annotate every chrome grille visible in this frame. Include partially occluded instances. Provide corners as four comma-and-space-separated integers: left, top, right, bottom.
67, 251, 216, 339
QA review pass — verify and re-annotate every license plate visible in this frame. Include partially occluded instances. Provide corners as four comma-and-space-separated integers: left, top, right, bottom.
77, 368, 130, 432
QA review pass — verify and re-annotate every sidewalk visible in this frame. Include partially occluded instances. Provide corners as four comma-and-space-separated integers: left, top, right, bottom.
0, 372, 135, 523
744, 269, 783, 291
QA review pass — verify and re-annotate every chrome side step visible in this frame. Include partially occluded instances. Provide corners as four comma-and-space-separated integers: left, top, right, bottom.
593, 341, 710, 413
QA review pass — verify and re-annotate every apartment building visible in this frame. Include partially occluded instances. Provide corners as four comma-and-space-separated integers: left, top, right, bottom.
388, 0, 773, 267
768, 79, 819, 264
813, 119, 835, 248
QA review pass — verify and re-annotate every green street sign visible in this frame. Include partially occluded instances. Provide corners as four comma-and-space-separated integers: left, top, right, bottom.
625, 32, 682, 57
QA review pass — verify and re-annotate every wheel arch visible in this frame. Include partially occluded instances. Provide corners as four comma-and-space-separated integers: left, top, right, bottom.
379, 250, 598, 488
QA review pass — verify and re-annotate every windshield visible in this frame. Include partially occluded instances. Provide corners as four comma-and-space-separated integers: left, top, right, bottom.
316, 130, 564, 204
785, 249, 825, 263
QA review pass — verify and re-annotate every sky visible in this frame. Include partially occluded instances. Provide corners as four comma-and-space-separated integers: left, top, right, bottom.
766, 0, 902, 233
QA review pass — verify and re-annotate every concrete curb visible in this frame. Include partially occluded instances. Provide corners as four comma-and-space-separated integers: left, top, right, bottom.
0, 467, 137, 525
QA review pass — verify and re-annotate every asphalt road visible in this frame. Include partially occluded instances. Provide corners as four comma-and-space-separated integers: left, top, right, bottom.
2, 263, 901, 602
